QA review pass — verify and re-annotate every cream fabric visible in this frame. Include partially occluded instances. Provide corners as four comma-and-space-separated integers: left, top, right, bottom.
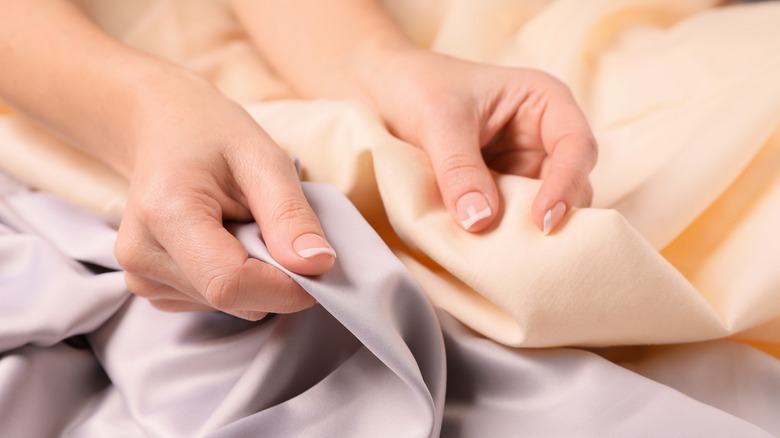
1, 0, 778, 349
4, 175, 778, 436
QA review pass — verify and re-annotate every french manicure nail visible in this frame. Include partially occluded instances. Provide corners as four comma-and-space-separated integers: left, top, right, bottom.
543, 202, 567, 235
293, 233, 337, 259
456, 192, 492, 231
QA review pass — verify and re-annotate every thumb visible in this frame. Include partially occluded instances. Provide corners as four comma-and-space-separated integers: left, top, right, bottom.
422, 125, 499, 233
232, 145, 336, 276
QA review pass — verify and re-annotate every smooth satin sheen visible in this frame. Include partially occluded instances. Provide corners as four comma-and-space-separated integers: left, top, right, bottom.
2, 175, 778, 436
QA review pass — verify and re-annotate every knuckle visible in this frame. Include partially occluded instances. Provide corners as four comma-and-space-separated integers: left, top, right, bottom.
551, 132, 579, 153
247, 265, 306, 314
124, 274, 154, 299
132, 182, 217, 232
138, 195, 187, 230
535, 70, 572, 96
114, 231, 149, 274
270, 197, 317, 227
131, 186, 173, 225
202, 266, 242, 310
438, 153, 482, 189
522, 68, 566, 92
273, 276, 309, 313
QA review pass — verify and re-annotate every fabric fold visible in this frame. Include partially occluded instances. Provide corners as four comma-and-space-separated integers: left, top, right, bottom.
2, 178, 778, 436
1, 0, 779, 349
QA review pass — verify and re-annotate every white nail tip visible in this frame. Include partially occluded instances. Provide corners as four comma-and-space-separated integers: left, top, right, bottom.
543, 209, 553, 235
297, 247, 337, 258
460, 206, 492, 230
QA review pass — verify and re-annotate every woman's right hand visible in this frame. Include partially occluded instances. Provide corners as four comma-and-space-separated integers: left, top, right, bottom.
0, 0, 334, 319
114, 69, 336, 320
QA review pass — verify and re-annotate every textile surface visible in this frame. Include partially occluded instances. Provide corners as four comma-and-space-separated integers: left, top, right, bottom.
2, 176, 779, 436
1, 0, 778, 348
1, 0, 779, 436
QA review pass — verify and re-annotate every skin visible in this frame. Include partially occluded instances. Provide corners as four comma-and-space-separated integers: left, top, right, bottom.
231, 0, 597, 234
0, 0, 333, 319
0, 0, 596, 318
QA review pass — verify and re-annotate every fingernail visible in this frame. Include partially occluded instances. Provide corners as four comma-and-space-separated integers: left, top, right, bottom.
456, 192, 492, 231
293, 233, 337, 259
543, 201, 567, 235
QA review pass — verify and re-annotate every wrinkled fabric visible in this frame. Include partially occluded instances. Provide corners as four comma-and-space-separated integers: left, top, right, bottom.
1, 0, 779, 349
1, 0, 780, 435
2, 175, 779, 437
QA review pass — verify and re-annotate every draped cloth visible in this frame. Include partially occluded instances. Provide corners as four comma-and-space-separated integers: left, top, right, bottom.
1, 0, 780, 435
2, 175, 779, 436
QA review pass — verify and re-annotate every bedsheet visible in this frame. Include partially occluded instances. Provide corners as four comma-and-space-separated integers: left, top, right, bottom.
1, 0, 779, 348
2, 174, 779, 436
1, 0, 780, 435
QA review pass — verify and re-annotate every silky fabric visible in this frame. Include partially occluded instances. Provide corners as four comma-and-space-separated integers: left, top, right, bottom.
2, 1, 780, 436
1, 0, 779, 349
2, 174, 779, 436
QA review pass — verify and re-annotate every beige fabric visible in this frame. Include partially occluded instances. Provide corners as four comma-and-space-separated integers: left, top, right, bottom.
1, 0, 778, 349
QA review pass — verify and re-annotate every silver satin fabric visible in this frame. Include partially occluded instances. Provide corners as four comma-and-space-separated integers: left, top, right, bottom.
0, 172, 777, 437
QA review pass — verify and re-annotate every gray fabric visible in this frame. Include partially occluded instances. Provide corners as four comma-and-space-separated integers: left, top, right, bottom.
1, 173, 777, 437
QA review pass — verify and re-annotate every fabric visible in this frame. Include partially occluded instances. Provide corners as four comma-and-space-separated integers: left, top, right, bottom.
1, 0, 780, 435
1, 0, 779, 349
2, 174, 779, 436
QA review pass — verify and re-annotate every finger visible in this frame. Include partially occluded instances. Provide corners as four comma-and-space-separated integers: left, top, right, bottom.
227, 139, 336, 276
482, 142, 546, 177
421, 118, 499, 233
148, 191, 318, 315
148, 298, 220, 313
124, 272, 207, 304
132, 274, 270, 320
115, 219, 200, 299
226, 309, 270, 321
523, 77, 597, 235
532, 120, 598, 235
149, 297, 268, 320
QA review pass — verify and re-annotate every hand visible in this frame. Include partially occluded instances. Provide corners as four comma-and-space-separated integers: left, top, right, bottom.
360, 50, 597, 234
228, 0, 595, 234
114, 70, 336, 320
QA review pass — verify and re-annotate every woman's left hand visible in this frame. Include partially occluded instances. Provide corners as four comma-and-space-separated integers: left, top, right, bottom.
359, 49, 598, 234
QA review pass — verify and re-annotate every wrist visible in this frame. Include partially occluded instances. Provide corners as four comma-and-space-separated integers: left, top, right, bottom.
91, 57, 215, 178
346, 42, 425, 110
348, 46, 451, 122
